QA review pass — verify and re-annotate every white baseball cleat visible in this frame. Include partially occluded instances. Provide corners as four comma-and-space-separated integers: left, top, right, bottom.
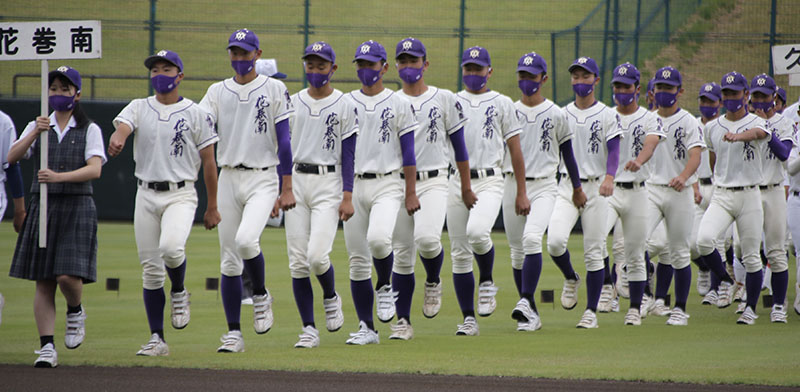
732, 283, 746, 303
735, 301, 747, 314
701, 290, 718, 306
597, 284, 615, 313
511, 299, 541, 332
346, 321, 379, 345
136, 333, 169, 356
616, 265, 629, 299
666, 307, 690, 326
623, 308, 641, 326
375, 285, 398, 323
561, 275, 581, 310
610, 296, 620, 312
252, 291, 274, 334
770, 305, 788, 323
389, 318, 414, 340
477, 281, 498, 317
422, 281, 443, 318
736, 306, 758, 325
717, 281, 735, 308
323, 293, 344, 332
455, 316, 479, 336
64, 306, 86, 349
294, 325, 320, 348
640, 294, 655, 318
576, 309, 598, 329
217, 330, 245, 353
34, 343, 58, 368
170, 290, 191, 330
650, 299, 672, 317
696, 270, 711, 296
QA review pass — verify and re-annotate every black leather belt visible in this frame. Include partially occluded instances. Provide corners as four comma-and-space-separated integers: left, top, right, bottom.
759, 183, 782, 190
616, 181, 645, 189
699, 177, 713, 185
138, 179, 186, 192
358, 171, 395, 179
295, 163, 336, 174
721, 185, 757, 191
401, 169, 439, 180
450, 167, 500, 179
793, 191, 799, 197
580, 176, 602, 182
232, 164, 270, 171
526, 176, 552, 181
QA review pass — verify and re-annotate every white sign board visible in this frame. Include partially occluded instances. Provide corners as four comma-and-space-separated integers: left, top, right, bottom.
0, 20, 101, 61
790, 74, 800, 87
772, 44, 800, 76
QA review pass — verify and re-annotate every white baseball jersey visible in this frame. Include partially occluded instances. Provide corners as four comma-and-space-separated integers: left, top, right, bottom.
0, 111, 15, 183
647, 109, 704, 185
695, 117, 714, 179
560, 101, 622, 178
503, 98, 571, 177
761, 112, 797, 185
785, 101, 799, 125
18, 113, 107, 164
347, 88, 417, 174
397, 86, 466, 171
703, 112, 769, 187
290, 88, 359, 165
114, 97, 218, 183
614, 107, 664, 183
199, 74, 293, 168
455, 90, 522, 169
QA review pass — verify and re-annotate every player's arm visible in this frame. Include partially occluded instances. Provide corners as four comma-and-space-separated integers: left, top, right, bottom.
275, 118, 296, 211
669, 145, 701, 192
723, 127, 768, 142
625, 134, 661, 172
692, 182, 702, 205
559, 139, 586, 208
199, 144, 220, 230
399, 131, 420, 215
339, 133, 356, 221
38, 155, 102, 184
506, 134, 530, 216
708, 150, 716, 176
5, 162, 26, 232
449, 127, 476, 209
766, 131, 792, 161
599, 135, 620, 197
8, 116, 50, 164
108, 122, 133, 157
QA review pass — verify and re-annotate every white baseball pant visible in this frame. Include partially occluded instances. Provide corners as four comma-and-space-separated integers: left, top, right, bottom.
447, 173, 504, 274
502, 175, 557, 270
697, 187, 764, 272
392, 174, 448, 275
547, 178, 608, 272
602, 185, 649, 281
787, 192, 800, 287
645, 185, 694, 270
761, 185, 788, 273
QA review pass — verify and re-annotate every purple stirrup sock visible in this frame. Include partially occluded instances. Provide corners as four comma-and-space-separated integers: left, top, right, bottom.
373, 254, 394, 289
143, 288, 165, 336
673, 265, 691, 311
421, 251, 444, 284
474, 246, 495, 283
243, 253, 266, 296
166, 259, 186, 293
221, 275, 243, 329
350, 279, 374, 326
745, 270, 763, 311
629, 280, 645, 310
655, 263, 674, 299
392, 272, 415, 321
521, 253, 543, 298
292, 277, 315, 327
512, 267, 522, 297
316, 265, 336, 299
702, 249, 733, 284
603, 257, 612, 285
452, 272, 475, 317
771, 270, 789, 306
586, 269, 604, 312
552, 250, 578, 281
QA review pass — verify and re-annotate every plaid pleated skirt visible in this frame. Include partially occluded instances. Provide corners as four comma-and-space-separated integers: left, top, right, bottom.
9, 194, 98, 283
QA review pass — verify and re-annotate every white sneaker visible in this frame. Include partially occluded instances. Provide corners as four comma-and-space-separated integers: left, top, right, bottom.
389, 318, 414, 340
217, 330, 244, 353
666, 307, 690, 326
136, 333, 169, 356
170, 290, 190, 330
346, 321, 379, 345
770, 305, 788, 323
253, 292, 274, 334
34, 343, 57, 368
375, 285, 398, 323
511, 299, 542, 331
477, 281, 498, 317
516, 321, 532, 331
651, 299, 672, 317
561, 275, 581, 310
422, 281, 442, 318
455, 316, 479, 336
576, 309, 598, 329
732, 283, 746, 302
640, 294, 655, 318
717, 281, 735, 308
624, 308, 641, 326
697, 270, 711, 296
701, 290, 718, 306
616, 265, 629, 299
735, 301, 747, 314
241, 297, 254, 305
597, 284, 615, 313
323, 293, 344, 332
0, 293, 4, 326
610, 296, 620, 313
294, 325, 320, 348
737, 306, 758, 325
64, 307, 86, 349
794, 284, 800, 316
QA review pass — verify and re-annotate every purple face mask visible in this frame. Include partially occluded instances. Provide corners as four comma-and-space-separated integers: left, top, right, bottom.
398, 67, 423, 84
151, 74, 180, 94
231, 59, 255, 76
655, 91, 677, 108
49, 94, 75, 111
614, 92, 636, 106
572, 83, 594, 97
699, 105, 719, 119
357, 68, 381, 87
518, 80, 540, 96
463, 75, 487, 92
306, 72, 330, 88
723, 98, 744, 113
750, 100, 773, 113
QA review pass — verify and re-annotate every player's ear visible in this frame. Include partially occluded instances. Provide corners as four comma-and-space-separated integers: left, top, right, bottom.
593, 75, 600, 86
175, 72, 185, 83
423, 60, 430, 72
487, 67, 493, 78
254, 49, 263, 60
331, 64, 338, 73
541, 74, 549, 85
74, 90, 81, 101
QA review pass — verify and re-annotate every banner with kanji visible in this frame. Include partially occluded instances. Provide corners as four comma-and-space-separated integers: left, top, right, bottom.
0, 20, 101, 61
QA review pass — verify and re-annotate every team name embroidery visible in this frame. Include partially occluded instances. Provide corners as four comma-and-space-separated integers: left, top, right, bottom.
455, 101, 464, 120
170, 118, 189, 157
673, 126, 686, 160
632, 124, 645, 157
587, 120, 602, 154
483, 105, 497, 139
284, 89, 293, 111
205, 114, 214, 130
427, 107, 441, 143
255, 95, 270, 134
323, 112, 338, 151
540, 117, 553, 152
743, 140, 755, 161
379, 107, 394, 143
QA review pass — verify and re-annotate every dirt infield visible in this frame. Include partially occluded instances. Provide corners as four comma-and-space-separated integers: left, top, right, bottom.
2, 365, 797, 392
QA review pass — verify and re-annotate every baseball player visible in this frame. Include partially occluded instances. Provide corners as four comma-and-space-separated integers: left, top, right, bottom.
1, 110, 26, 233
343, 39, 419, 345
601, 63, 664, 325
787, 132, 800, 316
750, 73, 794, 323
108, 50, 220, 356
546, 56, 621, 329
284, 41, 354, 348
390, 37, 474, 340
775, 87, 788, 114
697, 71, 770, 325
199, 29, 295, 352
505, 52, 583, 331
448, 46, 529, 336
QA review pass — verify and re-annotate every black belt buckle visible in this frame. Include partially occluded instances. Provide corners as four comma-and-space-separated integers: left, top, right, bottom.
616, 182, 634, 189
469, 168, 496, 179
359, 171, 392, 180
233, 164, 269, 171
139, 179, 184, 191
296, 163, 335, 174
402, 169, 439, 180
699, 178, 713, 185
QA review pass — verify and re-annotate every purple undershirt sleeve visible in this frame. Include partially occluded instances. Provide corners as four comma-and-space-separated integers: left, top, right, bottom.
341, 134, 356, 192
400, 131, 416, 167
766, 132, 791, 161
559, 140, 582, 189
606, 135, 621, 177
275, 119, 292, 176
449, 127, 469, 162
5, 162, 24, 198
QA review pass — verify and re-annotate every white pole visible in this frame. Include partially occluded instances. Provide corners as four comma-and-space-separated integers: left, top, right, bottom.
39, 59, 48, 248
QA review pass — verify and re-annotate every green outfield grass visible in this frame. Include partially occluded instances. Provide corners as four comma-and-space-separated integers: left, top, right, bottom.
0, 222, 798, 386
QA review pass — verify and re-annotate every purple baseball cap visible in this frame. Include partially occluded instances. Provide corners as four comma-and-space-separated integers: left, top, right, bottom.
777, 86, 787, 104
48, 65, 81, 92
653, 66, 682, 87
698, 82, 721, 101
303, 41, 336, 64
568, 57, 599, 75
720, 71, 748, 91
227, 29, 259, 52
395, 37, 426, 59
461, 46, 491, 67
517, 52, 547, 75
144, 49, 184, 72
611, 63, 640, 85
647, 78, 655, 93
353, 40, 387, 63
750, 73, 777, 96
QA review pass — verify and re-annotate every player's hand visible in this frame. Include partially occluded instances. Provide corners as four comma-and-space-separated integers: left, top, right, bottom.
599, 176, 614, 197
35, 116, 50, 134
279, 189, 296, 211
405, 193, 421, 215
338, 197, 354, 221
37, 168, 62, 183
461, 188, 478, 210
269, 199, 280, 218
108, 132, 127, 157
723, 132, 740, 142
669, 175, 687, 192
203, 207, 221, 230
13, 209, 26, 233
572, 187, 587, 209
515, 194, 530, 216
624, 159, 642, 172
693, 187, 702, 205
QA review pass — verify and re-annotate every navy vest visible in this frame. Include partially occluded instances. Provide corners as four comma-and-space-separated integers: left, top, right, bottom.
31, 123, 94, 195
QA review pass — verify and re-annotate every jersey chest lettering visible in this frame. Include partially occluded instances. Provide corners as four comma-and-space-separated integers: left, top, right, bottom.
482, 105, 497, 140
379, 107, 394, 143
587, 119, 602, 154
255, 95, 270, 134
426, 107, 441, 143
323, 112, 339, 151
673, 126, 686, 160
631, 124, 644, 157
170, 117, 189, 158
539, 117, 553, 152
742, 141, 755, 161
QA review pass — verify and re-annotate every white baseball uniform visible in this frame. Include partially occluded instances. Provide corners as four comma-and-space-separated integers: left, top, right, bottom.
199, 74, 293, 276
344, 88, 417, 281
0, 111, 16, 219
759, 113, 795, 275
786, 140, 800, 291
547, 101, 621, 272
285, 88, 358, 279
114, 96, 218, 289
448, 90, 522, 274
393, 86, 466, 275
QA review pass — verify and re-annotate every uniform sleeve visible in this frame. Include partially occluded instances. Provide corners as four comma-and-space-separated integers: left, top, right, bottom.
685, 117, 706, 150
778, 118, 795, 142
198, 84, 219, 124
1, 116, 16, 169
604, 109, 624, 141
341, 100, 359, 140
501, 97, 523, 141
113, 99, 140, 132
85, 123, 108, 165
646, 112, 666, 138
396, 99, 418, 137
445, 91, 467, 134
194, 107, 219, 150
555, 107, 573, 144
15, 121, 37, 160
704, 123, 714, 152
272, 81, 294, 124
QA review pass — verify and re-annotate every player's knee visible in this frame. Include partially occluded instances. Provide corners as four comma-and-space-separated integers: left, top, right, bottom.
392, 259, 414, 275
769, 258, 789, 273
521, 233, 543, 256
546, 234, 568, 257
367, 236, 392, 260
741, 255, 762, 273
235, 236, 260, 260
415, 235, 441, 259
585, 258, 604, 272
220, 258, 243, 277
626, 260, 647, 282
696, 233, 716, 256
452, 257, 473, 274
467, 230, 492, 255
349, 257, 372, 281
141, 265, 166, 290
309, 258, 331, 277
159, 242, 185, 268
